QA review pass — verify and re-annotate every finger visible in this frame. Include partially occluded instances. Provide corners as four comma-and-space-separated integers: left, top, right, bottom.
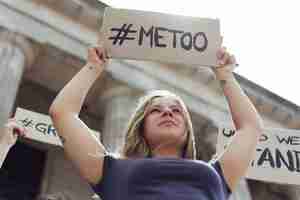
8, 118, 14, 122
93, 46, 103, 58
5, 120, 18, 129
90, 47, 102, 62
97, 47, 110, 63
216, 50, 224, 60
11, 123, 26, 135
18, 126, 26, 136
103, 49, 110, 62
13, 127, 22, 136
223, 53, 231, 65
18, 129, 26, 137
7, 118, 17, 124
229, 55, 237, 65
103, 48, 108, 59
217, 47, 227, 59
22, 128, 28, 137
95, 48, 103, 60
219, 52, 230, 66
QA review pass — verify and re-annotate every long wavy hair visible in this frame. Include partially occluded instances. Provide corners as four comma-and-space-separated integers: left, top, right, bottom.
122, 90, 196, 159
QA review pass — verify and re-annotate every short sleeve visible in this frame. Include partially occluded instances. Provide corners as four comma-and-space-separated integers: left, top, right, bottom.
90, 155, 117, 195
211, 161, 232, 198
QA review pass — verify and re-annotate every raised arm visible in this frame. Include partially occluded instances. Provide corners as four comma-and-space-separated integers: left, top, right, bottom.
214, 47, 263, 190
49, 46, 108, 184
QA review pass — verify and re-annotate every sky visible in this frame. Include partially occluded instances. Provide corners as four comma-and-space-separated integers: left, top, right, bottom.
100, 0, 300, 106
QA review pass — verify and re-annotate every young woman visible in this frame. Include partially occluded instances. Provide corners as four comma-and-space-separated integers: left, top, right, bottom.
49, 42, 263, 200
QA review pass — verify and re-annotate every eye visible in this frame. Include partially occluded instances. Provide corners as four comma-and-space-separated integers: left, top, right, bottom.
172, 108, 181, 113
150, 108, 161, 114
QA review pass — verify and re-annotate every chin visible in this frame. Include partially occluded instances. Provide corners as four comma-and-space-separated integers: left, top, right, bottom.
159, 131, 186, 143
145, 127, 187, 146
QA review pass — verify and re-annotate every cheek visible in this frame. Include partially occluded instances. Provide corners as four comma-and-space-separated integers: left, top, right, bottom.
179, 124, 188, 140
177, 115, 187, 130
142, 117, 156, 138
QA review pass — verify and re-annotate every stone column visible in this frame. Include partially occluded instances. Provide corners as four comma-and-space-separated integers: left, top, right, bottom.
0, 28, 36, 131
99, 79, 140, 154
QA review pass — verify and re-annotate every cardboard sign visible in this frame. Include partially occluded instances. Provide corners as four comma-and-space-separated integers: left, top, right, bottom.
217, 127, 300, 185
100, 7, 221, 67
15, 108, 100, 147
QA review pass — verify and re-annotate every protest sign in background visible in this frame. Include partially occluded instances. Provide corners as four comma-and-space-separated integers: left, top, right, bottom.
100, 7, 221, 67
217, 127, 300, 185
15, 108, 100, 147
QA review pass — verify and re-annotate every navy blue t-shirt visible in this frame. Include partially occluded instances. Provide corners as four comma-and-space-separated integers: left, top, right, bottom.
91, 156, 231, 200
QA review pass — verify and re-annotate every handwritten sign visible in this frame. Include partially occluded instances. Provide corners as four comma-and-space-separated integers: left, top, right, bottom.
15, 108, 100, 147
100, 7, 221, 67
217, 127, 300, 185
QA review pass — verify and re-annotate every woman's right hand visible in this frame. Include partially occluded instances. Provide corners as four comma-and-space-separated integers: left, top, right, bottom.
87, 46, 109, 70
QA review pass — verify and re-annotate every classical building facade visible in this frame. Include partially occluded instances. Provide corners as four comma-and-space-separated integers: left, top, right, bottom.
0, 1, 300, 200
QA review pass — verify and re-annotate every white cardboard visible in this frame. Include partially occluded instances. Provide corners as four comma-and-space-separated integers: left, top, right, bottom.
15, 108, 100, 147
100, 7, 221, 67
217, 127, 300, 185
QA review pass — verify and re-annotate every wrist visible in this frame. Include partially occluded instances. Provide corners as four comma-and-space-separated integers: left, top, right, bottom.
0, 142, 12, 167
215, 70, 234, 81
86, 62, 104, 73
0, 141, 13, 152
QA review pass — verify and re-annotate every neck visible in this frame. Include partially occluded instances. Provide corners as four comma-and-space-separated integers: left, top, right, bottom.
151, 145, 182, 158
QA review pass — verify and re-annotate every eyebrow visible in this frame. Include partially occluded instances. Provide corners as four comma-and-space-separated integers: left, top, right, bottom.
149, 98, 182, 107
150, 104, 182, 109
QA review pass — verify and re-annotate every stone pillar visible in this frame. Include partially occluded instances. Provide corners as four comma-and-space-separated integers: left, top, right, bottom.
0, 28, 36, 131
99, 79, 140, 154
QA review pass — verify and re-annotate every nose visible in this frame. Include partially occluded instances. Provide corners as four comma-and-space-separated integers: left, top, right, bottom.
162, 107, 173, 117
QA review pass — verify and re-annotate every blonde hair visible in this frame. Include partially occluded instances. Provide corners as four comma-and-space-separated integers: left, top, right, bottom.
122, 90, 196, 159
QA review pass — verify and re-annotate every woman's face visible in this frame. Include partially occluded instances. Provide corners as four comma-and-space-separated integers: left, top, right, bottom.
143, 97, 187, 151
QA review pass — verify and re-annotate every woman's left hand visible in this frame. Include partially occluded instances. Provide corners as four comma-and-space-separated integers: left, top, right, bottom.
1, 118, 27, 147
213, 47, 237, 79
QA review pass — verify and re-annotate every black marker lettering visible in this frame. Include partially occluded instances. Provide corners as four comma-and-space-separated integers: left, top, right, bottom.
180, 32, 193, 50
154, 27, 167, 48
193, 32, 208, 52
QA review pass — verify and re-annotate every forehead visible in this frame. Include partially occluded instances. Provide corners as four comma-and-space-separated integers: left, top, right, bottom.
150, 96, 181, 107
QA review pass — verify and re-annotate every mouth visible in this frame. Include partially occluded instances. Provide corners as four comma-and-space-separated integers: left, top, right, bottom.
158, 120, 177, 127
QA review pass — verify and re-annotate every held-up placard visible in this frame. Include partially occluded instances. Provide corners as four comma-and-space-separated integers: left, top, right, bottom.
100, 7, 221, 67
217, 127, 300, 185
15, 108, 100, 147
